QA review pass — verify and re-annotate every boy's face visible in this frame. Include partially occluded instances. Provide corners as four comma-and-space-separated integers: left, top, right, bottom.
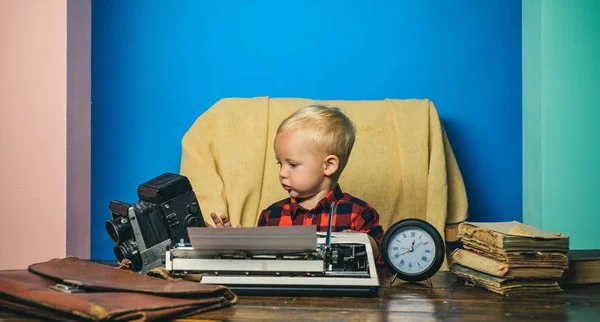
274, 129, 330, 203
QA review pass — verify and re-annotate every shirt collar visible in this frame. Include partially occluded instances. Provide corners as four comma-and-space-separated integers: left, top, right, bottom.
289, 184, 344, 217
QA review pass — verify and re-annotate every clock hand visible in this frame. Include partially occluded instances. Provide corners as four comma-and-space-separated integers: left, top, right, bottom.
396, 239, 421, 256
398, 249, 412, 256
412, 241, 424, 250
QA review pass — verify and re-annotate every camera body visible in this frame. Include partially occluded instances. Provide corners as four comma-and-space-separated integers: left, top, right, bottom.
106, 172, 205, 273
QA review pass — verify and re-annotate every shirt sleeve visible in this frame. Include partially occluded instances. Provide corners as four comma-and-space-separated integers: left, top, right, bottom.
256, 208, 269, 227
355, 208, 384, 245
352, 206, 385, 264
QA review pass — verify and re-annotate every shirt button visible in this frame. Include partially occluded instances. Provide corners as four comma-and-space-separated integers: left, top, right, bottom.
307, 213, 313, 219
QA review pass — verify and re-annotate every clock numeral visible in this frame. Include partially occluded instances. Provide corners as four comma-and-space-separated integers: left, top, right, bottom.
425, 249, 431, 253
411, 232, 415, 237
403, 233, 407, 238
408, 263, 413, 268
419, 234, 422, 239
394, 253, 400, 259
400, 259, 405, 266
424, 241, 429, 246
422, 256, 428, 262
417, 262, 421, 267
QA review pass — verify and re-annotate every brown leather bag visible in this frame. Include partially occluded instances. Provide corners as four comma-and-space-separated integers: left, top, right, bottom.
0, 257, 237, 321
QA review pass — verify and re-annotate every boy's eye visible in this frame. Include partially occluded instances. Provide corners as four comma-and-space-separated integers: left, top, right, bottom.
289, 163, 298, 168
276, 161, 281, 165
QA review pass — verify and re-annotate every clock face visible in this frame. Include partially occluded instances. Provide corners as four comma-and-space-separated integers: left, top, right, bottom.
382, 219, 445, 282
386, 226, 436, 275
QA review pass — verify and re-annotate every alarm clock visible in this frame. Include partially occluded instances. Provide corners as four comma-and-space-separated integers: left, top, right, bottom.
381, 218, 445, 286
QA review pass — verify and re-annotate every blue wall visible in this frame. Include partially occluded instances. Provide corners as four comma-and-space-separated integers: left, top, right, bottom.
91, 0, 522, 260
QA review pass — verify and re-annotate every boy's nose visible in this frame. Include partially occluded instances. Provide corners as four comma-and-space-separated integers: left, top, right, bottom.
279, 168, 288, 179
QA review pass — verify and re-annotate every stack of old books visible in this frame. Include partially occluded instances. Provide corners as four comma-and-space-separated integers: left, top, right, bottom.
449, 221, 569, 296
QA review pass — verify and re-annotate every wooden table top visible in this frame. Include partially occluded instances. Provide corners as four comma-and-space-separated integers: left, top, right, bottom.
1, 267, 598, 321
180, 267, 600, 322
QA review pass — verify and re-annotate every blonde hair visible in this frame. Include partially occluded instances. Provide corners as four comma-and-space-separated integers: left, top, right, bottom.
277, 104, 356, 173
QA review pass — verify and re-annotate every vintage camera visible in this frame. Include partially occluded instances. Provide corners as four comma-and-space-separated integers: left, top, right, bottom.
106, 172, 206, 273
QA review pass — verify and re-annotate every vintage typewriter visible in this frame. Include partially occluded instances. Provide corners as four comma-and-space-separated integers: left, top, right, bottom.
165, 224, 380, 297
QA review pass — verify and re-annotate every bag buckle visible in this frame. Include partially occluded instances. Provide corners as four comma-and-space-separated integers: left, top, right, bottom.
49, 280, 85, 293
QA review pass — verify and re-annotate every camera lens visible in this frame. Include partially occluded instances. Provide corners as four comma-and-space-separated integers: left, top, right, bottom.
114, 240, 137, 261
113, 240, 143, 271
106, 218, 132, 244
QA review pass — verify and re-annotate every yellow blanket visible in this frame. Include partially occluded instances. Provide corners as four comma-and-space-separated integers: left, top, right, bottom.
180, 97, 468, 269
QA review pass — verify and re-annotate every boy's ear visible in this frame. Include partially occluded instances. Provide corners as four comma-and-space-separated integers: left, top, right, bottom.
323, 155, 339, 176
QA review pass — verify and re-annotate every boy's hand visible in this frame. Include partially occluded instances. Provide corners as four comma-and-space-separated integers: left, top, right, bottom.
208, 212, 242, 228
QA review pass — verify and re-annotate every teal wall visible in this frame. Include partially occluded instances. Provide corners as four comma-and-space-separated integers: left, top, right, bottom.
523, 0, 600, 250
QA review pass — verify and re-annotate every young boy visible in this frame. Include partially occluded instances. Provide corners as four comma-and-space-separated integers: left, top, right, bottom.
209, 104, 384, 257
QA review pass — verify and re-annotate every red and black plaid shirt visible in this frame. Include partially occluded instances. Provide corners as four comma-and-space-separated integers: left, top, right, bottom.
257, 184, 385, 254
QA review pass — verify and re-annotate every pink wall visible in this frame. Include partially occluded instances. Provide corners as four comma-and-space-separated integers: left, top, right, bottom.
66, 0, 92, 262
0, 0, 90, 270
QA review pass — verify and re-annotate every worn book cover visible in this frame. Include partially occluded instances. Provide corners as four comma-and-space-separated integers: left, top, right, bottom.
450, 248, 567, 279
450, 263, 563, 296
461, 245, 569, 266
458, 221, 569, 253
